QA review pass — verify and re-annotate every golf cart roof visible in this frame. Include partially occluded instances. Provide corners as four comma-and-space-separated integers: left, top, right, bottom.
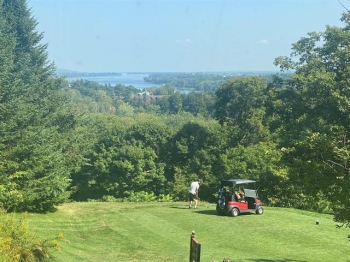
221, 179, 256, 185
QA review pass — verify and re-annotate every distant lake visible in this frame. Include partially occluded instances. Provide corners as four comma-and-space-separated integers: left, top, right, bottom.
67, 73, 159, 90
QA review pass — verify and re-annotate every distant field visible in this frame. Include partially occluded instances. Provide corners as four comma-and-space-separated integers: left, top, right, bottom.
25, 202, 350, 262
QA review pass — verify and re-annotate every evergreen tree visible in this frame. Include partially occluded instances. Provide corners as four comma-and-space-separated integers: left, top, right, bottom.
0, 0, 78, 211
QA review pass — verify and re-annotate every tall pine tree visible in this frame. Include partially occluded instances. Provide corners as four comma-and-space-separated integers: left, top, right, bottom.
0, 0, 78, 211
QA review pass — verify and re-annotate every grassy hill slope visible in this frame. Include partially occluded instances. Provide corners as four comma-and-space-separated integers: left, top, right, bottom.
26, 202, 350, 262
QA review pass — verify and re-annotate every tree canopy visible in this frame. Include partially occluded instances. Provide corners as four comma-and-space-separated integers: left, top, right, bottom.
274, 12, 350, 227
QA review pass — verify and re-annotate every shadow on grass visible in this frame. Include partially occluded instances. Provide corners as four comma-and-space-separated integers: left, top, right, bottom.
168, 207, 266, 218
245, 259, 308, 262
193, 209, 218, 215
195, 209, 256, 216
169, 206, 191, 209
12, 206, 58, 215
169, 207, 218, 216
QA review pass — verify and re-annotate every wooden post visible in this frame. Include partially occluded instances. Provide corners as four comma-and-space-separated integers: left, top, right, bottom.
189, 231, 201, 262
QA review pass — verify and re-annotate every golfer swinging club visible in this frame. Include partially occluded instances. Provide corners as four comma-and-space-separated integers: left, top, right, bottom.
188, 179, 202, 209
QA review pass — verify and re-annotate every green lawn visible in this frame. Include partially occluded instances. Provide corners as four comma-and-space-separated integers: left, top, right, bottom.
26, 202, 350, 262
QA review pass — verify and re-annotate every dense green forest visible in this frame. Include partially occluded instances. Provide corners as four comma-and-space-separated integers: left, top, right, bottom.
1, 0, 350, 233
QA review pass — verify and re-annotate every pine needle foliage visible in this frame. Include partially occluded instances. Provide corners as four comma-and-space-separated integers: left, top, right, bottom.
0, 0, 78, 211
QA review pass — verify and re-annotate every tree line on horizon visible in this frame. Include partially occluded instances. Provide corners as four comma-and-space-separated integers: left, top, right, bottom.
1, 0, 350, 234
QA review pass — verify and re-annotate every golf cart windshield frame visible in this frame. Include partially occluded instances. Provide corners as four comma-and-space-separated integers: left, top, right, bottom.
220, 179, 256, 187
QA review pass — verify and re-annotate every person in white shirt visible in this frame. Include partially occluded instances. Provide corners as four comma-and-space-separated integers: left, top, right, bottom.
188, 179, 202, 209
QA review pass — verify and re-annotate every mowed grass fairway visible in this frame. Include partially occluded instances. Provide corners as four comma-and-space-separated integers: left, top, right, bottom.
25, 202, 350, 262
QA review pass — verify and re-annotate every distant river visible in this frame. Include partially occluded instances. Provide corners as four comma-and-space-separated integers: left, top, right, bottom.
67, 73, 159, 90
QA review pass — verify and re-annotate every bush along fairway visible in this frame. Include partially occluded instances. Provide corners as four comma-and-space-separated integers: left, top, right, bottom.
25, 202, 350, 262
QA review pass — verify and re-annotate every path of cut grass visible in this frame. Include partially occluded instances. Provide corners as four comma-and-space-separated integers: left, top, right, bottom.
25, 202, 350, 261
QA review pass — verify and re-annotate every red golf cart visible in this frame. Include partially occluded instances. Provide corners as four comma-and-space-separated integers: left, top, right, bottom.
216, 179, 264, 217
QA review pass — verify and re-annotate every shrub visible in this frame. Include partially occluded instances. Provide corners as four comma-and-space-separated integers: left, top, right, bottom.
0, 211, 64, 262
101, 195, 119, 202
157, 194, 174, 202
123, 191, 157, 202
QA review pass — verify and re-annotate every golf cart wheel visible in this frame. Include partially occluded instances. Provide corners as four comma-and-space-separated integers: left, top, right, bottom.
230, 207, 239, 217
256, 206, 264, 215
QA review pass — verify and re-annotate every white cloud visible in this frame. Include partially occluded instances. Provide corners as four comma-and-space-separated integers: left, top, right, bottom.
256, 39, 269, 45
176, 38, 194, 44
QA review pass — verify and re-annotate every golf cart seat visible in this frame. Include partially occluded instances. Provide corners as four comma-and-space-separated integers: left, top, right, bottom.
234, 192, 240, 201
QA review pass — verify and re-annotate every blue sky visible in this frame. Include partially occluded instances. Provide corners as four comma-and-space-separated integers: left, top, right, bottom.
28, 0, 346, 73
